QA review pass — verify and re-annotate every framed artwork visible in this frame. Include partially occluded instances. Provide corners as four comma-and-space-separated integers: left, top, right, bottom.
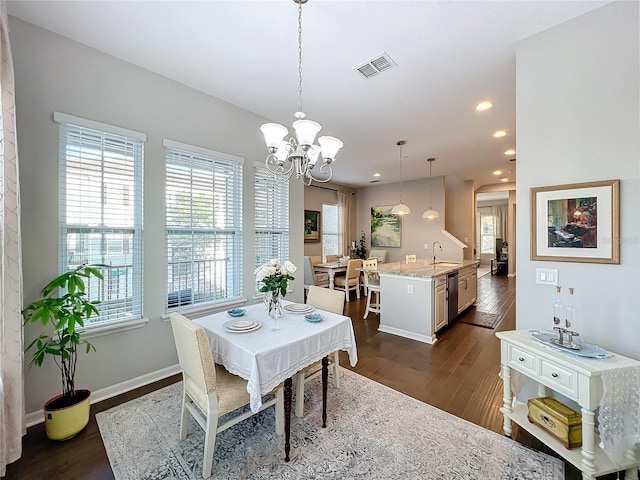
371, 205, 401, 247
531, 179, 619, 264
304, 210, 320, 243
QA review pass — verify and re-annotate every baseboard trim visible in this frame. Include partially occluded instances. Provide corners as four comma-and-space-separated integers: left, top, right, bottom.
25, 364, 181, 428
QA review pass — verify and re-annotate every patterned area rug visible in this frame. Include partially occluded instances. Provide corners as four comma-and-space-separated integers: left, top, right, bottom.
458, 311, 503, 329
96, 369, 563, 480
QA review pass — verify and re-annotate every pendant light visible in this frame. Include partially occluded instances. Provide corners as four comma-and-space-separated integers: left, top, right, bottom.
391, 140, 411, 215
422, 157, 439, 219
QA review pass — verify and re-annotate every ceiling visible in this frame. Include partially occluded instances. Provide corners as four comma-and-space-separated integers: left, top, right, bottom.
7, 1, 609, 189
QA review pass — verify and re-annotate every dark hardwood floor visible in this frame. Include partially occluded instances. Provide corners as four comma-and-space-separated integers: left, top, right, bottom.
5, 274, 621, 479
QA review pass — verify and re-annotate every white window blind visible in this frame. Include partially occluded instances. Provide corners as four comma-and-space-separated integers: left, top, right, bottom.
58, 120, 144, 326
165, 140, 243, 309
322, 203, 338, 261
254, 166, 289, 291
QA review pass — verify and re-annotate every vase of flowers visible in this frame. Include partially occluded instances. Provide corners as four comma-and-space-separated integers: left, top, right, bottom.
255, 258, 296, 331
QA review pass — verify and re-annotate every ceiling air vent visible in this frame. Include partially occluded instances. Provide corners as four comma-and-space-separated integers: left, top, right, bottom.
356, 52, 396, 79
369, 180, 380, 184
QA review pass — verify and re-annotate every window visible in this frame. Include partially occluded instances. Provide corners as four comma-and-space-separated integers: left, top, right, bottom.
165, 140, 243, 309
322, 204, 338, 261
56, 112, 145, 326
254, 165, 289, 292
480, 214, 496, 254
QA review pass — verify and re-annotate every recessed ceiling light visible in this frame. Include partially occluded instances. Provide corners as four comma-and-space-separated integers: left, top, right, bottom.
373, 173, 381, 177
493, 170, 502, 175
476, 101, 493, 111
500, 177, 509, 183
504, 149, 516, 155
493, 130, 507, 138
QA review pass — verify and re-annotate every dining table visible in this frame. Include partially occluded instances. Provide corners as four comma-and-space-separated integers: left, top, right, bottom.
193, 300, 358, 462
312, 262, 348, 289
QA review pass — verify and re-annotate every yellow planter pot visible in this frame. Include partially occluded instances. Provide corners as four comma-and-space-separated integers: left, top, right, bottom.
44, 389, 91, 441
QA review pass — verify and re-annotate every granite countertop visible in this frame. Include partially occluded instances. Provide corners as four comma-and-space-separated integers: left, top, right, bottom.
375, 259, 478, 279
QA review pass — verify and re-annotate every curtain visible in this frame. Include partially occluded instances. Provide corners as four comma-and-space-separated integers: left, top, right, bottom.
0, 2, 25, 475
337, 191, 354, 257
493, 205, 508, 243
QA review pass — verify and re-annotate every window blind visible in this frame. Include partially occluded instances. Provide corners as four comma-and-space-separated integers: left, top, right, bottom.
254, 167, 290, 292
165, 141, 243, 309
58, 122, 144, 325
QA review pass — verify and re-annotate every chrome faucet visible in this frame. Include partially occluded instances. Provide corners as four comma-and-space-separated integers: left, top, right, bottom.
432, 241, 442, 265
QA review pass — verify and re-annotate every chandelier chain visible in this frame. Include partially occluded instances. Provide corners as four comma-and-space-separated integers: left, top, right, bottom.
297, 0, 304, 114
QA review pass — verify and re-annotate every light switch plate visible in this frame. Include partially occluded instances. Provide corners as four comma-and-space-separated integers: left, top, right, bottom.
536, 268, 559, 286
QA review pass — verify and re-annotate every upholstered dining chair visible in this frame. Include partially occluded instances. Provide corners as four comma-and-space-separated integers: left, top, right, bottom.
295, 286, 346, 418
170, 312, 284, 479
303, 256, 329, 297
309, 255, 323, 266
333, 258, 362, 302
362, 258, 381, 319
325, 254, 338, 263
405, 254, 417, 263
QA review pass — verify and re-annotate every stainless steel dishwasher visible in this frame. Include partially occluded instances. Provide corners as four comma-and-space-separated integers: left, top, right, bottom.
447, 271, 459, 325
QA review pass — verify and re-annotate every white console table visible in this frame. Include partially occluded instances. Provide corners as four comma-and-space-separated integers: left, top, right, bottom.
496, 330, 640, 480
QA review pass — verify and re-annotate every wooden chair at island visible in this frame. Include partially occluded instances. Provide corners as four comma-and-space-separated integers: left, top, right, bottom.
368, 249, 387, 263
295, 286, 345, 418
333, 259, 362, 302
362, 258, 381, 319
170, 312, 284, 479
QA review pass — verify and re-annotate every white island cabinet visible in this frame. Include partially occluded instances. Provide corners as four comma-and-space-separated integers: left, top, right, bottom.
376, 259, 477, 344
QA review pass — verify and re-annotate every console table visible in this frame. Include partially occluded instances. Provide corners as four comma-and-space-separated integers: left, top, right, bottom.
496, 330, 640, 480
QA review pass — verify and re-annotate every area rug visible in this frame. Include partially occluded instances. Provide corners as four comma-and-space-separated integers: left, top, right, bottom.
458, 311, 503, 329
96, 369, 563, 480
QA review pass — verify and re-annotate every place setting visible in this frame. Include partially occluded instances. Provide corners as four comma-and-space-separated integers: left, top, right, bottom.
283, 303, 314, 314
224, 309, 261, 333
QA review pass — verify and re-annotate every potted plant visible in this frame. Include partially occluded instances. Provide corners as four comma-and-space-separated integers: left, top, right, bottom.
22, 263, 105, 440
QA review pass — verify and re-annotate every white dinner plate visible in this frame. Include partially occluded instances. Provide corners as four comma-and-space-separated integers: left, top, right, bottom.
230, 319, 254, 329
223, 320, 261, 332
284, 304, 314, 314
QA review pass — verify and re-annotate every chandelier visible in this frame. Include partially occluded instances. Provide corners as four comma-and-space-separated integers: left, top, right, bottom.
260, 0, 343, 185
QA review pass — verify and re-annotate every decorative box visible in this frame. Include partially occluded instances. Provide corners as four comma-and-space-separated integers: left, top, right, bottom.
527, 396, 582, 449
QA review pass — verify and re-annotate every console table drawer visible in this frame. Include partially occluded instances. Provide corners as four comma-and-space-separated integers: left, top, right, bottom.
508, 345, 539, 376
541, 360, 578, 397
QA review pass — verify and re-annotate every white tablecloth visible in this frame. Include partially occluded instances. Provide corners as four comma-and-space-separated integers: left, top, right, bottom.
194, 301, 358, 412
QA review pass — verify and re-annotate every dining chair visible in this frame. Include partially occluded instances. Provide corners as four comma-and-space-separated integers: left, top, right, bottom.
405, 254, 417, 263
309, 255, 323, 266
368, 249, 387, 263
170, 312, 284, 479
303, 256, 329, 292
362, 258, 381, 319
295, 286, 346, 418
333, 259, 362, 302
325, 254, 338, 263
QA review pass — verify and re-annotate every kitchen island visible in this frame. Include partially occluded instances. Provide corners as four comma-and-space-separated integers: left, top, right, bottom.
375, 259, 478, 344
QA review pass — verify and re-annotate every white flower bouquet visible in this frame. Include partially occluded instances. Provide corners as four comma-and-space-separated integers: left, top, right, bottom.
255, 258, 297, 296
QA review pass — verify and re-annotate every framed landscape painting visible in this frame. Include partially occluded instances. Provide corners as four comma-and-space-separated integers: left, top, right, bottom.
531, 179, 619, 264
304, 210, 320, 243
371, 205, 401, 247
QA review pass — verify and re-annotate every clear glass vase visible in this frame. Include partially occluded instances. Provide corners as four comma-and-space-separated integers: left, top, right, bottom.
264, 290, 283, 331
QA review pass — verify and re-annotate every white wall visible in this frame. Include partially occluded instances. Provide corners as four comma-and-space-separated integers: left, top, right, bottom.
11, 17, 304, 414
444, 176, 474, 260
355, 176, 466, 263
515, 1, 639, 358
